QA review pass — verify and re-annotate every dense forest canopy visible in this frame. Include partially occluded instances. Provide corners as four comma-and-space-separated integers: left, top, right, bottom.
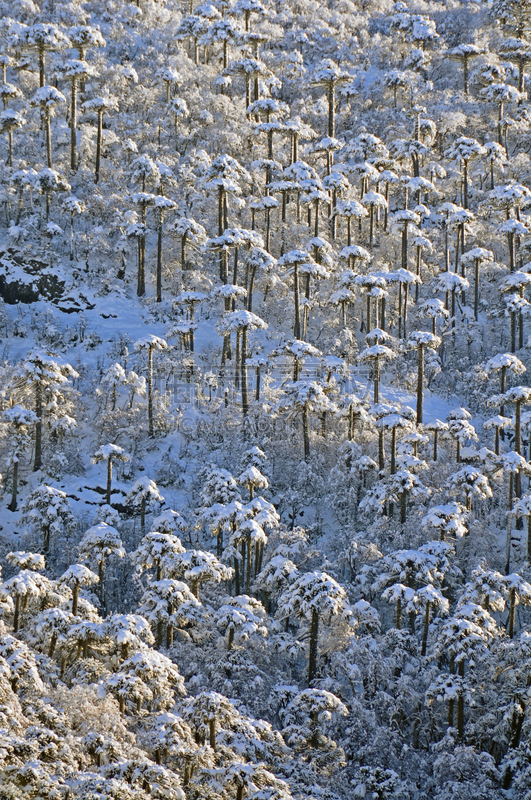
1, 0, 531, 797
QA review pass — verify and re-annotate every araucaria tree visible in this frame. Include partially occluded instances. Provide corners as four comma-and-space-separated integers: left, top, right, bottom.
9, 351, 78, 472
277, 571, 352, 684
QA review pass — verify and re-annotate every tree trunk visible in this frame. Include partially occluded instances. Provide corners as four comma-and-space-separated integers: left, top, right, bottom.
416, 344, 424, 424
421, 600, 430, 656
401, 223, 408, 271
241, 326, 249, 416
396, 596, 402, 630
378, 429, 385, 473
293, 264, 301, 339
140, 497, 146, 533
99, 558, 106, 614
70, 78, 77, 171
463, 159, 468, 209
39, 46, 46, 87
147, 346, 154, 438
95, 110, 103, 183
508, 584, 517, 639
72, 580, 80, 616
7, 127, 13, 168
137, 226, 146, 297
9, 458, 18, 511
245, 537, 252, 593
308, 608, 319, 685
398, 282, 403, 339
156, 215, 163, 302
13, 594, 21, 633
302, 403, 310, 462
403, 283, 409, 338
373, 355, 380, 404
474, 259, 480, 319
34, 381, 43, 471
233, 555, 240, 595
106, 457, 113, 505
45, 111, 52, 168
327, 81, 335, 137
209, 717, 216, 750
457, 661, 465, 738
43, 523, 50, 554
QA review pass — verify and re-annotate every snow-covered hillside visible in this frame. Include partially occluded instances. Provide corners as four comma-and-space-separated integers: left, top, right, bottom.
0, 0, 531, 797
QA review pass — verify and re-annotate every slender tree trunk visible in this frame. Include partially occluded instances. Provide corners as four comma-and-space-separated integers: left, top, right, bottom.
13, 594, 21, 633
147, 346, 154, 438
398, 282, 403, 339
99, 558, 106, 614
34, 382, 43, 471
106, 457, 113, 505
39, 46, 45, 88
9, 458, 18, 511
95, 110, 103, 183
421, 601, 431, 656
293, 264, 301, 339
403, 283, 409, 338
378, 429, 385, 473
241, 326, 249, 416
70, 78, 77, 171
396, 596, 402, 630
7, 127, 13, 168
302, 404, 310, 461
457, 661, 465, 738
156, 214, 163, 302
308, 609, 319, 685
72, 581, 80, 616
373, 355, 380, 404
43, 523, 50, 554
247, 265, 257, 311
233, 557, 240, 595
326, 81, 335, 137
45, 111, 52, 168
401, 223, 408, 271
137, 228, 146, 297
245, 537, 252, 593
417, 344, 424, 424
508, 588, 516, 639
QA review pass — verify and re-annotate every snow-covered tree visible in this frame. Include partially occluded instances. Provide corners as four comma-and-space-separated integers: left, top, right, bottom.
277, 571, 352, 684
